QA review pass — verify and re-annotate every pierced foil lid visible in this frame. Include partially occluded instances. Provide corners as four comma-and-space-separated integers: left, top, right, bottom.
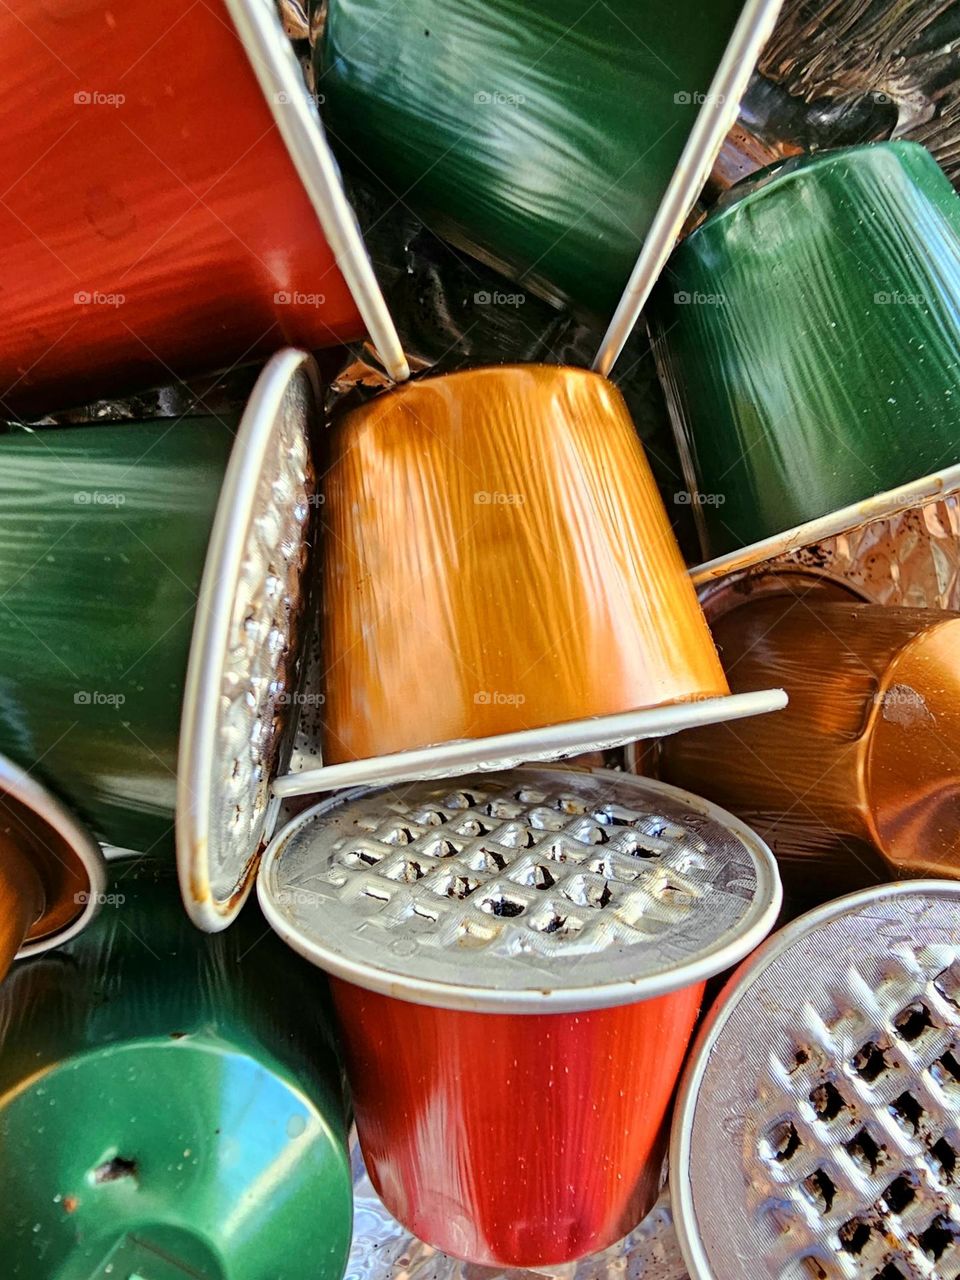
258, 767, 781, 1014
177, 349, 320, 932
671, 882, 960, 1280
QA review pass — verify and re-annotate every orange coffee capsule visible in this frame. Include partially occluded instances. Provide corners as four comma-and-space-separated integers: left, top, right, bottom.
660, 598, 960, 891
319, 364, 729, 763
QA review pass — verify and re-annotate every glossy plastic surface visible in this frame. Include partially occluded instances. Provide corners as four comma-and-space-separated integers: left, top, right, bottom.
0, 421, 232, 851
316, 0, 745, 317
0, 0, 363, 415
332, 977, 704, 1268
320, 365, 729, 764
0, 857, 352, 1279
651, 141, 960, 557
660, 599, 960, 898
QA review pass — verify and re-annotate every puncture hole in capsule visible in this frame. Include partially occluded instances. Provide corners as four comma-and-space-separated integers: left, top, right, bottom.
917, 1213, 960, 1260
931, 1136, 957, 1179
769, 1120, 802, 1163
845, 1128, 882, 1175
852, 1041, 888, 1082
889, 1091, 924, 1133
810, 1080, 846, 1121
881, 1173, 916, 1214
802, 1168, 836, 1213
838, 1217, 871, 1255
893, 1002, 935, 1042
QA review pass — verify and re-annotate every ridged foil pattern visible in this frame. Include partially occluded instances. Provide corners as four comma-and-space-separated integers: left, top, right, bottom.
211, 378, 314, 902
787, 493, 960, 610
264, 768, 766, 999
347, 1139, 689, 1280
683, 890, 960, 1280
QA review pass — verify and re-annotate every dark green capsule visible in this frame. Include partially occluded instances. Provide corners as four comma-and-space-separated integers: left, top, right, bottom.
316, 0, 747, 318
649, 141, 960, 559
0, 420, 233, 851
0, 855, 352, 1280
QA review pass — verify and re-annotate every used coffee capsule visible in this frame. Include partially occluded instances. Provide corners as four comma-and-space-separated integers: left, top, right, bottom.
650, 141, 960, 576
314, 0, 781, 322
672, 881, 960, 1280
0, 751, 105, 984
270, 364, 786, 805
0, 854, 352, 1279
258, 766, 781, 1268
0, 0, 406, 414
660, 598, 960, 899
0, 350, 320, 930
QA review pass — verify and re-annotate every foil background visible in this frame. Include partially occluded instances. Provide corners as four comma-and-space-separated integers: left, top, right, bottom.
346, 1140, 689, 1280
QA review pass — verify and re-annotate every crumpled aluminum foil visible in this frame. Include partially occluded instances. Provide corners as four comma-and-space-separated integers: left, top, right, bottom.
346, 1139, 689, 1280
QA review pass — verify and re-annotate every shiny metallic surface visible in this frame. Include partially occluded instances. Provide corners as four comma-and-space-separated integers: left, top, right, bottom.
660, 601, 960, 898
319, 365, 730, 766
346, 1137, 690, 1280
259, 766, 781, 1013
653, 141, 960, 565
273, 690, 788, 798
672, 882, 960, 1280
178, 350, 320, 932
0, 751, 106, 966
690, 468, 960, 586
786, 493, 960, 611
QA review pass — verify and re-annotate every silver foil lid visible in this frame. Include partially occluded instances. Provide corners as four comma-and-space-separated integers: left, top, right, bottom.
258, 767, 781, 1013
177, 349, 319, 932
672, 882, 960, 1280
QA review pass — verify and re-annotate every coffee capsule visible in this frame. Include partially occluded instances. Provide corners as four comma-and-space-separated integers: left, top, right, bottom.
0, 854, 352, 1279
649, 141, 960, 575
660, 599, 960, 899
258, 766, 781, 1268
0, 0, 406, 414
314, 0, 781, 321
269, 363, 786, 806
672, 881, 960, 1280
0, 751, 105, 984
0, 350, 320, 933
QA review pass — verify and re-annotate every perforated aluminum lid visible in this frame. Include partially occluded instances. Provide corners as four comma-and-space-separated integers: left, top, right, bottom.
671, 881, 960, 1280
258, 766, 781, 1014
177, 349, 320, 932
